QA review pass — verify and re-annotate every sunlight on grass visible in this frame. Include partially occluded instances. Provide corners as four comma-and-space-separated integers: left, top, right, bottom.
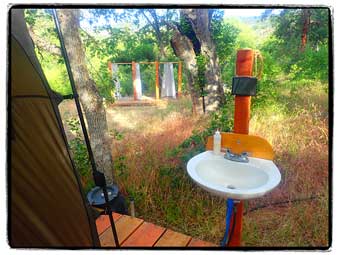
60, 79, 329, 247
245, 80, 328, 246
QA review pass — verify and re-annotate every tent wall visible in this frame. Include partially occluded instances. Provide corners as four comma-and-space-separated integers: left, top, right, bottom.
10, 9, 99, 247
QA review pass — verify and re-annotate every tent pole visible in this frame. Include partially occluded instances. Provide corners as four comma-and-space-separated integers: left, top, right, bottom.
52, 9, 120, 247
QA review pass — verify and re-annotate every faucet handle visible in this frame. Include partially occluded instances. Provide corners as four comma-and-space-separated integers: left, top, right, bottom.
241, 151, 251, 157
224, 148, 233, 156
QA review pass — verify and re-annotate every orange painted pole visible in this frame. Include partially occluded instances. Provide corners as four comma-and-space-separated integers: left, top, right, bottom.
132, 61, 137, 101
155, 61, 160, 100
233, 49, 254, 135
228, 49, 255, 247
178, 61, 182, 97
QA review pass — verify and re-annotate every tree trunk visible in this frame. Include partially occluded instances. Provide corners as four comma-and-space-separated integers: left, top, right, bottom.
181, 9, 225, 111
301, 9, 311, 51
57, 9, 114, 184
170, 26, 200, 114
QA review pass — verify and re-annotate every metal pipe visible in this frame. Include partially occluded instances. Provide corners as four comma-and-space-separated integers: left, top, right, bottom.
129, 198, 135, 217
221, 199, 234, 246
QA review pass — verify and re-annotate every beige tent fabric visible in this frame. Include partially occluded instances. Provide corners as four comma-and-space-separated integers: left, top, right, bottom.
10, 9, 99, 247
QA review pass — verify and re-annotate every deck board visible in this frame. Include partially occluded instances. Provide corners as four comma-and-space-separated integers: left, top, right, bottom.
188, 238, 217, 247
95, 213, 216, 247
121, 221, 166, 247
99, 215, 144, 247
96, 213, 122, 235
154, 229, 192, 247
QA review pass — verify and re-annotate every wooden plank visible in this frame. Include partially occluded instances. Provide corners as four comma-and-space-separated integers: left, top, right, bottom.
155, 61, 160, 100
206, 132, 274, 160
154, 229, 192, 247
121, 222, 166, 247
96, 212, 122, 235
132, 61, 137, 101
188, 238, 217, 247
99, 215, 144, 247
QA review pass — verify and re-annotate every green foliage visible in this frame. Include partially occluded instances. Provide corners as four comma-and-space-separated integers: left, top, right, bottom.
290, 44, 328, 81
172, 103, 234, 164
117, 65, 133, 96
114, 156, 129, 180
216, 17, 263, 85
25, 8, 180, 100
273, 9, 329, 50
66, 118, 94, 193
110, 128, 124, 140
25, 9, 71, 95
42, 59, 71, 95
25, 8, 328, 104
211, 20, 240, 67
262, 8, 329, 82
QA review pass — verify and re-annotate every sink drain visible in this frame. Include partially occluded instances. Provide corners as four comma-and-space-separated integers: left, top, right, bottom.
226, 185, 236, 190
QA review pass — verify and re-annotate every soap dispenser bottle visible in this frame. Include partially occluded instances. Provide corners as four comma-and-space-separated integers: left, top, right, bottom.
213, 130, 221, 155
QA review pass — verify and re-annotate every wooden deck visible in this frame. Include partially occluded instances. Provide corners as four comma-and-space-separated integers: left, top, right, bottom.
96, 213, 216, 247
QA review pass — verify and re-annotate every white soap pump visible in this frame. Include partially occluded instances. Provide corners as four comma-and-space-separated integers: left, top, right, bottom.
213, 130, 221, 155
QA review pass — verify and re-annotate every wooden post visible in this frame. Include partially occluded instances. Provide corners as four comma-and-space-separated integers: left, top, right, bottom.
108, 61, 112, 73
228, 49, 255, 247
132, 61, 137, 101
177, 61, 182, 97
233, 49, 254, 135
155, 61, 160, 100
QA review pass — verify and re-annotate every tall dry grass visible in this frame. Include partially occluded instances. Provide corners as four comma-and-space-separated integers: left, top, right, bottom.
243, 81, 329, 246
60, 80, 329, 246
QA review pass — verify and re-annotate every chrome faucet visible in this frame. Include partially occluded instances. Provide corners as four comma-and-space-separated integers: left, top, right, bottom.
224, 148, 249, 163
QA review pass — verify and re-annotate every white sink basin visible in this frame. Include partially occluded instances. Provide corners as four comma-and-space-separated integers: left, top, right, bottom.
187, 151, 281, 200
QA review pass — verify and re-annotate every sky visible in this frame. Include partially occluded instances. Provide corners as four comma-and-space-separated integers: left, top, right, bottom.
224, 8, 282, 17
80, 8, 283, 35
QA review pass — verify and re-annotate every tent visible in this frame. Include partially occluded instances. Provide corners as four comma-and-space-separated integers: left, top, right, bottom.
9, 8, 100, 247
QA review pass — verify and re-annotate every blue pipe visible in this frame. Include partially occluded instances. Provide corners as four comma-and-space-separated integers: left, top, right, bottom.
221, 198, 234, 246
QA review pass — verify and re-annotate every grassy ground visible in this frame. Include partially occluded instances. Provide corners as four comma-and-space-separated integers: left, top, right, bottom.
60, 79, 329, 247
244, 80, 329, 246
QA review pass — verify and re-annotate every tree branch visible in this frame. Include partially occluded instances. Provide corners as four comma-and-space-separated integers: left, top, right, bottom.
79, 27, 100, 44
27, 25, 61, 56
140, 10, 159, 37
